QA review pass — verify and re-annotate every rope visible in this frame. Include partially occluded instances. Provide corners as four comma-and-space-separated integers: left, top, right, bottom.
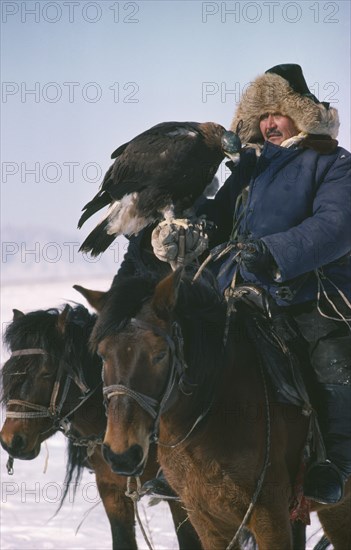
193, 242, 238, 282
43, 440, 49, 474
125, 476, 154, 550
316, 269, 351, 331
156, 402, 212, 449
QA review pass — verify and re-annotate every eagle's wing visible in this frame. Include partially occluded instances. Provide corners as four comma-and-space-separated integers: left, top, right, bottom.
110, 140, 130, 159
78, 122, 226, 254
78, 123, 203, 229
106, 122, 203, 202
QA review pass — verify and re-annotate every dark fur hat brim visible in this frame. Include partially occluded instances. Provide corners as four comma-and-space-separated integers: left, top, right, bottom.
231, 73, 339, 143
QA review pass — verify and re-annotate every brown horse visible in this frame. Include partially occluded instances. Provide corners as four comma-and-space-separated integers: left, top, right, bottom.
0, 303, 202, 550
80, 269, 351, 550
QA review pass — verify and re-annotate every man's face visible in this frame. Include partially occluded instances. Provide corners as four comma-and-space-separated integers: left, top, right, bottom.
259, 112, 299, 145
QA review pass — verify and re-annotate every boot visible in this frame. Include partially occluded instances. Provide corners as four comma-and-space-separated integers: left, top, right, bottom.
304, 384, 351, 504
141, 470, 179, 501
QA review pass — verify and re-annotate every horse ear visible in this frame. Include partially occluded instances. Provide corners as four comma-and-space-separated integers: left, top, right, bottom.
57, 304, 71, 334
73, 285, 107, 312
13, 309, 24, 320
152, 268, 183, 319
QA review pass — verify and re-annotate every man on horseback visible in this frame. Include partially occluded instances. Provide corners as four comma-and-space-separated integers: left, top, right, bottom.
147, 64, 351, 505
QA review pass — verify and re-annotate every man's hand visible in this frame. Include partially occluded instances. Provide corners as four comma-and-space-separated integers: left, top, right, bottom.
151, 218, 209, 270
237, 238, 275, 274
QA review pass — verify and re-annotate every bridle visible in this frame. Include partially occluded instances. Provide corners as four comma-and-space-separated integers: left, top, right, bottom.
102, 318, 198, 445
6, 348, 69, 422
6, 348, 98, 430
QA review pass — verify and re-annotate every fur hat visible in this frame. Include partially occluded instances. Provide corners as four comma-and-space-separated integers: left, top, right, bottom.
231, 64, 339, 143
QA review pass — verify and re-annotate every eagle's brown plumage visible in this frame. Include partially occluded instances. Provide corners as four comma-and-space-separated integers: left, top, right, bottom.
78, 121, 237, 257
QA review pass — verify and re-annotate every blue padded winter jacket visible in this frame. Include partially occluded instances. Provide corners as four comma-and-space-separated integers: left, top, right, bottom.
201, 141, 351, 306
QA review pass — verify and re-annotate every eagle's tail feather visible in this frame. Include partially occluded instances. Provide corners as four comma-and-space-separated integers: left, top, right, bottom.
79, 219, 117, 257
77, 193, 111, 229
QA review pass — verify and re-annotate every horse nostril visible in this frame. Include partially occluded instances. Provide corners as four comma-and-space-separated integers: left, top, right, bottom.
128, 444, 144, 466
102, 443, 145, 475
11, 434, 27, 453
0, 432, 27, 455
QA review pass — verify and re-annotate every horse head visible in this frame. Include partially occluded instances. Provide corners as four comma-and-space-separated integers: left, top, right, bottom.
0, 304, 96, 460
77, 268, 225, 477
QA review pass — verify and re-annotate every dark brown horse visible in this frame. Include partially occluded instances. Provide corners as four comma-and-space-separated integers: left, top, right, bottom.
0, 303, 202, 550
81, 269, 351, 550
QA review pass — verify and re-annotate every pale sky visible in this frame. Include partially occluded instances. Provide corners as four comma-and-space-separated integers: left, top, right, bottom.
1, 0, 350, 239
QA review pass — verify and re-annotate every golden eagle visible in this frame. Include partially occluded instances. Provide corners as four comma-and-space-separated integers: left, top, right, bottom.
78, 121, 240, 256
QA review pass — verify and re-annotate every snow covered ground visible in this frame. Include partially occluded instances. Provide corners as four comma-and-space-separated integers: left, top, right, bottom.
1, 278, 325, 549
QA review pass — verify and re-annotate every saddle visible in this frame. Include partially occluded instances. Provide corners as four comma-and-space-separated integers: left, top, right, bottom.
226, 284, 326, 462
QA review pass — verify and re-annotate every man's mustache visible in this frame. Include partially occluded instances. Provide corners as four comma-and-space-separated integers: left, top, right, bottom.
266, 129, 282, 138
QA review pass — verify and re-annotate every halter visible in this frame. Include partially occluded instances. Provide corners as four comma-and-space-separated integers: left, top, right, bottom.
103, 318, 190, 443
6, 348, 69, 421
5, 347, 97, 429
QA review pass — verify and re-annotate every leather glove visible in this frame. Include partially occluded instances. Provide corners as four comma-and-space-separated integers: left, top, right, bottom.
151, 218, 209, 270
237, 238, 275, 274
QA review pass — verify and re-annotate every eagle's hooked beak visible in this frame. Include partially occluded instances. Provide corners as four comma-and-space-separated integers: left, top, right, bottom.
221, 130, 242, 165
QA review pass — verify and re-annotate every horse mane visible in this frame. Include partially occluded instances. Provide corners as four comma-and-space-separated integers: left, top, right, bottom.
1, 304, 98, 404
2, 308, 62, 404
91, 267, 227, 410
59, 305, 100, 391
174, 268, 227, 409
4, 307, 61, 353
90, 276, 156, 351
56, 439, 88, 513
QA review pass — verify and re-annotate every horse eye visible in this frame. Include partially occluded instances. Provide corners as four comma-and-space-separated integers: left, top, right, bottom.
152, 351, 167, 365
